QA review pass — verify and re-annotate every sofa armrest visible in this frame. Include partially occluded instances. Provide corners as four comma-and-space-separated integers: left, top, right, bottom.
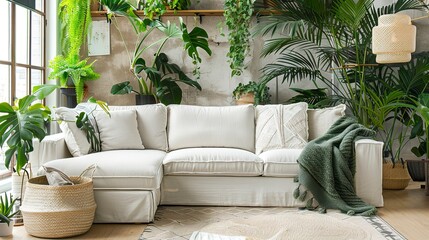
29, 133, 72, 172
354, 139, 384, 207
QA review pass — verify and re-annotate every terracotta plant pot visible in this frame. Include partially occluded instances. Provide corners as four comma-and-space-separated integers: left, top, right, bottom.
382, 162, 411, 190
236, 93, 255, 105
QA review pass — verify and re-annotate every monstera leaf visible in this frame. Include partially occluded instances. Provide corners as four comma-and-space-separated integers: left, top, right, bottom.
156, 79, 182, 105
180, 19, 212, 63
0, 85, 57, 172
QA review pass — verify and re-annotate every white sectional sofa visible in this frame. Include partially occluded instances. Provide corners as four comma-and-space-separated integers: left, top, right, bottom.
29, 104, 384, 223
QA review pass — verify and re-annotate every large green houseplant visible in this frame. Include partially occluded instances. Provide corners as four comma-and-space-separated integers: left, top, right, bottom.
100, 0, 212, 105
254, 0, 427, 164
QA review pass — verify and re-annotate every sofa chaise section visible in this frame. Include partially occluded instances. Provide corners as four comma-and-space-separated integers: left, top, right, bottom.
41, 150, 165, 223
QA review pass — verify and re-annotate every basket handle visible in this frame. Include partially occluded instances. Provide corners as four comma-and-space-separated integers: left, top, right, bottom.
78, 164, 97, 181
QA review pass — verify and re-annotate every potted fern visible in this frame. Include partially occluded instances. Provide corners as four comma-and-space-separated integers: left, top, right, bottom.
0, 193, 18, 236
54, 0, 99, 107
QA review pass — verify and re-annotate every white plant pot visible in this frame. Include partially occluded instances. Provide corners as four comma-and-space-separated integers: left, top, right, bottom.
0, 220, 14, 236
11, 171, 30, 199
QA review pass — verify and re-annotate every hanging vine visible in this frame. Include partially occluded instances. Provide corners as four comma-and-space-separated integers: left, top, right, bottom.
224, 0, 255, 77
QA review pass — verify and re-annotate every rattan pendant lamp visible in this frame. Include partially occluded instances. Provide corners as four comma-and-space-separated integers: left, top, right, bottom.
372, 14, 417, 64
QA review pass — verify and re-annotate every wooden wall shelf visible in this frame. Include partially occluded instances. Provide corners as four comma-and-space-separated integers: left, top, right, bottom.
91, 10, 225, 18
91, 9, 275, 18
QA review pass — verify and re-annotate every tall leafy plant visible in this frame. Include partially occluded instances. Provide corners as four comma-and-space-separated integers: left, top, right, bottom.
101, 0, 212, 104
224, 0, 255, 77
254, 0, 427, 163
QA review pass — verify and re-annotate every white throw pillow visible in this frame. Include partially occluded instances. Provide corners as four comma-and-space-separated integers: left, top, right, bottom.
255, 103, 308, 154
54, 107, 91, 157
307, 104, 346, 140
94, 109, 145, 151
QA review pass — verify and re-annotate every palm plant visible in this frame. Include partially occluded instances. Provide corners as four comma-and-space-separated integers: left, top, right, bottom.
254, 0, 428, 163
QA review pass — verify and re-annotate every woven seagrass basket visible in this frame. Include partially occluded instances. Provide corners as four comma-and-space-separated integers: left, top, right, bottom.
20, 176, 96, 238
382, 162, 411, 190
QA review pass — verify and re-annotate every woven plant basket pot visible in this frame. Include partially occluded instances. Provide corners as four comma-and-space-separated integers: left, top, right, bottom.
382, 162, 411, 190
236, 93, 255, 105
20, 176, 96, 238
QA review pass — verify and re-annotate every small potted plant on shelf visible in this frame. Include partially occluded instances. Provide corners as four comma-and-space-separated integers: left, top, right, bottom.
0, 193, 18, 236
233, 81, 270, 105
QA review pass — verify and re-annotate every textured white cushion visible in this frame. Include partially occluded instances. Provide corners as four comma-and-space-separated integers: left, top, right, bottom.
168, 105, 255, 152
163, 148, 263, 176
42, 150, 165, 190
54, 107, 90, 157
308, 104, 346, 140
255, 103, 308, 154
94, 110, 145, 151
108, 104, 168, 151
259, 149, 302, 177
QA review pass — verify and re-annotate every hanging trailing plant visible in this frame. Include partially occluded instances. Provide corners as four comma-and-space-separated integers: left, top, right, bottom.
59, 0, 92, 62
224, 0, 255, 77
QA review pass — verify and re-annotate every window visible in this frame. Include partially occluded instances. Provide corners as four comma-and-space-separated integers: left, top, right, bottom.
0, 0, 46, 174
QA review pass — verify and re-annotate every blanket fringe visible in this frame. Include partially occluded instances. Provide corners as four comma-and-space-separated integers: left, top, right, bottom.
293, 184, 301, 199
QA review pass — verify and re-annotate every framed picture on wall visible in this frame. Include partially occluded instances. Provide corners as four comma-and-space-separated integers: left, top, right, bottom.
88, 20, 110, 56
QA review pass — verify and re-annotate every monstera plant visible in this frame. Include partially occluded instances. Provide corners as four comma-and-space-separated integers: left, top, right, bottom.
101, 0, 212, 105
0, 85, 58, 172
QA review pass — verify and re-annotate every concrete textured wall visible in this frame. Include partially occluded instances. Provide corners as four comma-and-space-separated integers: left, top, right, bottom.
85, 0, 315, 106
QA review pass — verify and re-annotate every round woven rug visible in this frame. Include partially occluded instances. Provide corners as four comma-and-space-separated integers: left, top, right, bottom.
195, 212, 369, 240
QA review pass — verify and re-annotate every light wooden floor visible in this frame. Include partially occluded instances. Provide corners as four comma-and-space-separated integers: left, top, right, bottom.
8, 182, 429, 240
378, 181, 429, 240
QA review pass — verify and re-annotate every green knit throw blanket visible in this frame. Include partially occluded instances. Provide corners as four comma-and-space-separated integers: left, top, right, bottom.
295, 116, 377, 216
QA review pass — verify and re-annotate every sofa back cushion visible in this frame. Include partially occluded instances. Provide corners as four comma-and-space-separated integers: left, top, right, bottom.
168, 105, 255, 152
54, 107, 91, 157
255, 103, 308, 154
307, 104, 346, 140
94, 109, 145, 151
108, 104, 168, 151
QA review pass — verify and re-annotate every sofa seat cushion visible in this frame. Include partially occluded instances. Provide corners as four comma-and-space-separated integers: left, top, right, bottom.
42, 150, 165, 190
259, 149, 303, 177
163, 148, 263, 176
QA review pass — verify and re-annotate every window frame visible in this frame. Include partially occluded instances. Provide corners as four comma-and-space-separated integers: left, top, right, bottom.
0, 0, 47, 178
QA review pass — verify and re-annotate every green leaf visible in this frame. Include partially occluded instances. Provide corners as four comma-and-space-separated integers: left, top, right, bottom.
32, 84, 60, 100
134, 58, 147, 75
0, 103, 14, 113
111, 81, 134, 95
156, 79, 182, 105
181, 22, 212, 63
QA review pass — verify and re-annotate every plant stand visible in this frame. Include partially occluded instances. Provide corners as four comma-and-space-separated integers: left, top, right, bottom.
60, 88, 78, 108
